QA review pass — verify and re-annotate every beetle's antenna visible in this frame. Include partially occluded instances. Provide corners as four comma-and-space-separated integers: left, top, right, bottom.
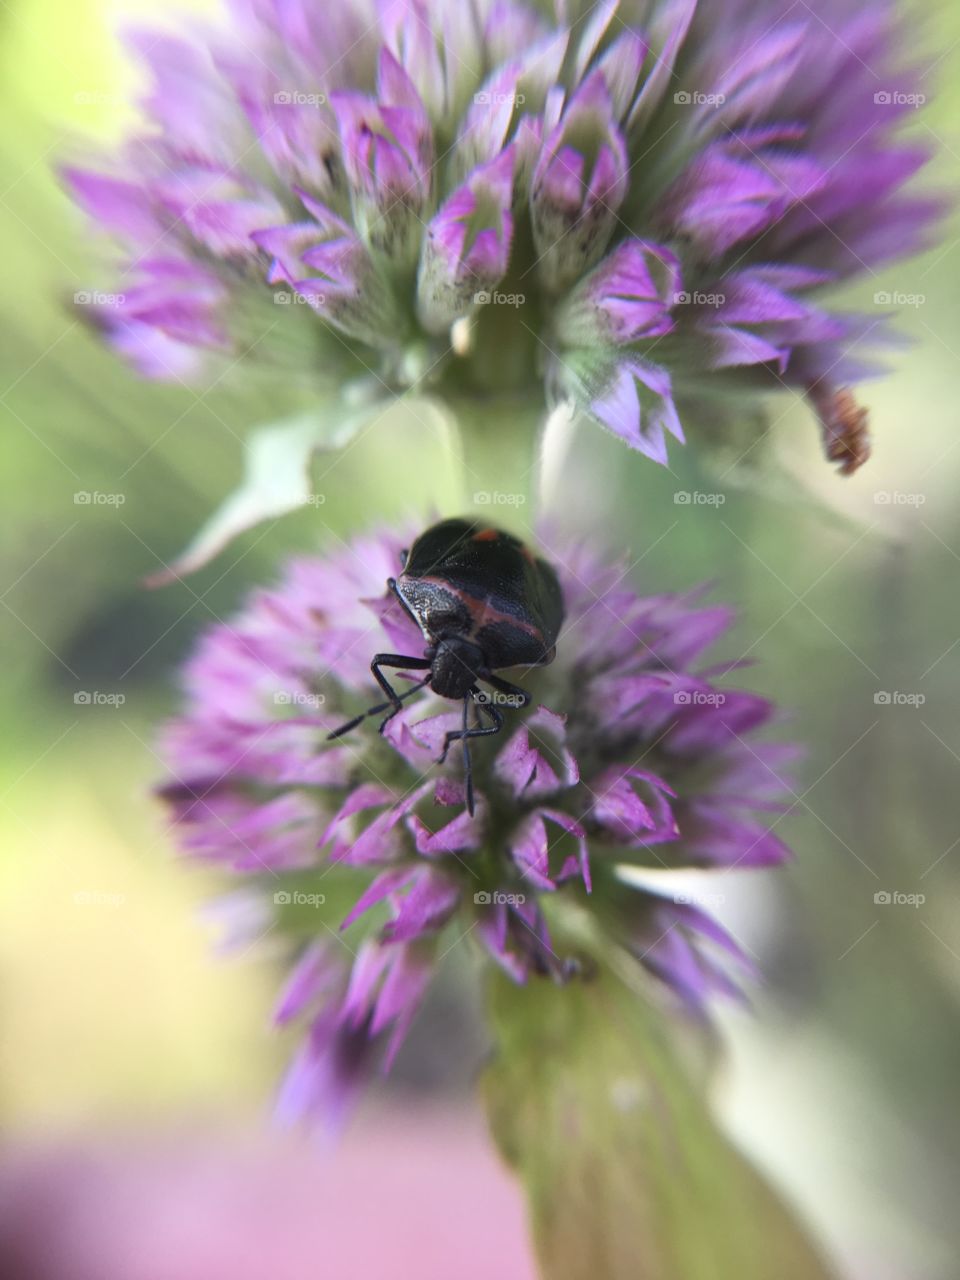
326, 675, 431, 740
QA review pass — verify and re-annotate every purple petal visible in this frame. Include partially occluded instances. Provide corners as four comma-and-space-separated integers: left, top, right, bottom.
406, 800, 482, 856
273, 941, 342, 1025
585, 765, 675, 844
124, 28, 239, 164
507, 813, 556, 891
320, 783, 395, 861
417, 147, 516, 333
274, 1003, 371, 1131
154, 169, 284, 258
629, 0, 697, 129
368, 944, 433, 1068
588, 358, 684, 463
340, 866, 414, 930
61, 167, 159, 244
493, 706, 578, 801
559, 238, 682, 346
531, 72, 628, 290
381, 867, 460, 942
661, 142, 828, 257
540, 808, 591, 891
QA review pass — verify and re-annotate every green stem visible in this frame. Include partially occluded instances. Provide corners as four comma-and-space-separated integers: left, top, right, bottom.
443, 392, 547, 533
483, 932, 841, 1280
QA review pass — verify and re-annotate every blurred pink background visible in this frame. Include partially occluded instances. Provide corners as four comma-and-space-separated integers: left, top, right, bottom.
0, 1107, 536, 1280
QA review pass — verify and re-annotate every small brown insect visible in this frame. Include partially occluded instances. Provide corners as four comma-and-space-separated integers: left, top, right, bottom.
813, 385, 871, 476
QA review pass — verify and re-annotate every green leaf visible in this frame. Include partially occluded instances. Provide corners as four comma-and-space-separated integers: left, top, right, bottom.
484, 958, 838, 1280
144, 391, 396, 585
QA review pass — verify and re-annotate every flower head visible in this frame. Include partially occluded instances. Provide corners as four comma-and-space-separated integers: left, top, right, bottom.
66, 0, 941, 473
159, 524, 797, 1123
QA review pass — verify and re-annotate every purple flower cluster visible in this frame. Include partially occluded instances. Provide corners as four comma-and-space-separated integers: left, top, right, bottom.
65, 0, 940, 472
159, 527, 797, 1122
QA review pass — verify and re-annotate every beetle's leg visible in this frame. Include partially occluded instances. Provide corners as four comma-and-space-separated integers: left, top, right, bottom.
437, 695, 503, 814
326, 654, 431, 740
483, 674, 532, 709
437, 697, 503, 762
461, 696, 474, 816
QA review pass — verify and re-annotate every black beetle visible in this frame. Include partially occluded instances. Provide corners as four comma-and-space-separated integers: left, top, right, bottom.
328, 517, 565, 813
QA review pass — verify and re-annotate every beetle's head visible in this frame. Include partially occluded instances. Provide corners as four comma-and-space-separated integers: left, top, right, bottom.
429, 636, 485, 700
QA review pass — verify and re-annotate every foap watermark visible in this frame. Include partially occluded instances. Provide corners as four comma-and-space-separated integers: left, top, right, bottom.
275, 289, 325, 307
874, 690, 925, 707
74, 290, 125, 307
874, 490, 925, 507
74, 691, 126, 707
674, 490, 726, 507
473, 490, 526, 507
473, 688, 526, 709
874, 890, 925, 908
673, 890, 726, 909
474, 890, 526, 906
74, 491, 126, 507
474, 90, 526, 107
674, 690, 726, 707
673, 89, 726, 107
305, 493, 327, 506
273, 90, 326, 107
74, 889, 125, 908
873, 289, 925, 308
673, 290, 725, 308
274, 691, 326, 709
473, 289, 525, 308
874, 90, 925, 108
273, 890, 327, 907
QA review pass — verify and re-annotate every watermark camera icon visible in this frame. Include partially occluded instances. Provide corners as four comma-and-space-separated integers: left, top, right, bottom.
874, 889, 925, 907
673, 89, 725, 107
473, 890, 525, 905
73, 690, 125, 707
673, 689, 725, 707
874, 89, 925, 108
674, 489, 725, 506
73, 490, 126, 506
273, 889, 325, 906
274, 690, 325, 708
473, 490, 525, 507
273, 90, 326, 107
874, 690, 925, 707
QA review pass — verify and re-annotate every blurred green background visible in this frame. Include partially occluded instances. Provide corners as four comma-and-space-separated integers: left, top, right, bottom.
1, 2, 958, 1277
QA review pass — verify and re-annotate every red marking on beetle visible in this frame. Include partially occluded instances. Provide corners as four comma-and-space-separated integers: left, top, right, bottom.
416, 576, 544, 644
472, 528, 500, 543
